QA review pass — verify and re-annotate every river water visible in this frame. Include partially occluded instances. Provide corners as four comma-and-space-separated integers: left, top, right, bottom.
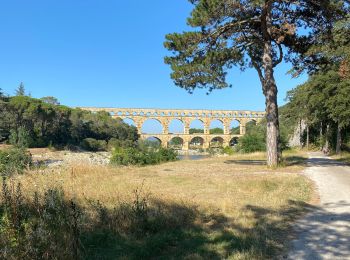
177, 154, 210, 161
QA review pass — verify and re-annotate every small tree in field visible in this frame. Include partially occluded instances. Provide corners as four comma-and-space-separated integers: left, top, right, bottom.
164, 0, 347, 166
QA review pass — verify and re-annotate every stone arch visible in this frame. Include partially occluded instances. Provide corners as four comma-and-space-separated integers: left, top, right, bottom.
230, 119, 241, 134
246, 119, 257, 125
168, 118, 184, 134
189, 119, 205, 134
141, 118, 163, 134
122, 117, 136, 126
168, 137, 184, 150
210, 136, 224, 148
144, 136, 162, 147
244, 119, 258, 135
229, 137, 239, 147
209, 119, 224, 135
189, 136, 204, 149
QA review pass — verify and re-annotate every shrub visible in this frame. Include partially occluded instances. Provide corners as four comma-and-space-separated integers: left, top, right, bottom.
110, 146, 178, 166
0, 147, 32, 176
223, 146, 234, 155
238, 133, 266, 153
80, 138, 107, 152
9, 126, 33, 148
107, 137, 136, 150
0, 180, 82, 259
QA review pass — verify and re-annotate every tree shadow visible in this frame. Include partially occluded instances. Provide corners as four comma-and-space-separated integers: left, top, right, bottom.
81, 199, 316, 259
334, 157, 350, 165
224, 159, 266, 166
288, 200, 350, 259
307, 156, 350, 167
282, 156, 307, 166
224, 155, 350, 168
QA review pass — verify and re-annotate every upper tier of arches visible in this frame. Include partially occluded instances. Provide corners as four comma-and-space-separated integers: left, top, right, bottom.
80, 107, 265, 119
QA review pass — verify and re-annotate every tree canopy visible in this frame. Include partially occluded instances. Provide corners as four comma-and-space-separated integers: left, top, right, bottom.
164, 0, 348, 166
284, 12, 350, 153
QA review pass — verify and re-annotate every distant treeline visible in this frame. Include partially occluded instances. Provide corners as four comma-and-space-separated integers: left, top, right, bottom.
0, 93, 138, 149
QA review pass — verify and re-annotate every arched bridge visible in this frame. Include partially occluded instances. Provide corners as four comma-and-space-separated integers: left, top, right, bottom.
79, 107, 265, 150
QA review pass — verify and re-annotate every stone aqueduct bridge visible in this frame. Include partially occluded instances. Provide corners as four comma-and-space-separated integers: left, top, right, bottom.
80, 107, 265, 150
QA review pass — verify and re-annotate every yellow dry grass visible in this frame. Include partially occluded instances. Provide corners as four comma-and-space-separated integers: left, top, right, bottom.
14, 151, 310, 214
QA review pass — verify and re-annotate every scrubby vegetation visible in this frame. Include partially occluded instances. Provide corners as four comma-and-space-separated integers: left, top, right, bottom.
238, 133, 266, 153
80, 138, 107, 152
0, 148, 32, 176
110, 145, 178, 166
234, 121, 289, 154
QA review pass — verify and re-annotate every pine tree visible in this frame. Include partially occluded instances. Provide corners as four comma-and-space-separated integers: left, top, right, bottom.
15, 82, 25, 96
164, 0, 348, 166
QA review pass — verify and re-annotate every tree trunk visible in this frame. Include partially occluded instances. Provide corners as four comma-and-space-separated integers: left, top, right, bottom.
325, 124, 330, 152
336, 123, 342, 154
262, 1, 280, 167
264, 79, 280, 167
299, 119, 302, 148
306, 124, 309, 150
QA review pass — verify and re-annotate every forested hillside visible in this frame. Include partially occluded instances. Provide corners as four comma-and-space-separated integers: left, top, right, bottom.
0, 90, 138, 149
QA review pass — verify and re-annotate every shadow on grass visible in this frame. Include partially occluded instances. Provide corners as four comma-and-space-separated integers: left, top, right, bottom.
282, 156, 307, 166
53, 200, 315, 259
307, 155, 350, 167
224, 159, 266, 166
333, 156, 350, 166
224, 156, 307, 167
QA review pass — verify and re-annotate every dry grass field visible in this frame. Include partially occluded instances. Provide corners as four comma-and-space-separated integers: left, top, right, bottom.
3, 149, 314, 259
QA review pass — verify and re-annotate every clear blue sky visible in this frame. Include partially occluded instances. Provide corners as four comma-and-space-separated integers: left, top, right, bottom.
0, 1, 307, 132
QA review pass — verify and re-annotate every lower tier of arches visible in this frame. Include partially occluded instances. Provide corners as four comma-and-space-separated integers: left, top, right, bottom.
141, 134, 241, 151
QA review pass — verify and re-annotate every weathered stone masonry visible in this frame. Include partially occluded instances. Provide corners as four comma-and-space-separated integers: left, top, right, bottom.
79, 107, 264, 150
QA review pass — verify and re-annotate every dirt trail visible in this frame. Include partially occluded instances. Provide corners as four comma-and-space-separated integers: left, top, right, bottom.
288, 152, 350, 259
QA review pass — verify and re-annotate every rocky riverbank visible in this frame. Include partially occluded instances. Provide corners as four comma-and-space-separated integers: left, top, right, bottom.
31, 149, 111, 168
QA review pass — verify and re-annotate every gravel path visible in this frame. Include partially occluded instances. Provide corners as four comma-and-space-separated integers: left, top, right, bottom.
288, 152, 350, 259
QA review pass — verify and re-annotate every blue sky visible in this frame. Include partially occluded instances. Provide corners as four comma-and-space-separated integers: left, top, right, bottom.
0, 1, 307, 132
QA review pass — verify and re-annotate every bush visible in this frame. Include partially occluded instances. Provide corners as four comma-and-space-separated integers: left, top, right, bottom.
0, 147, 32, 176
107, 137, 136, 150
110, 146, 178, 166
223, 146, 234, 155
0, 180, 82, 259
80, 138, 107, 152
9, 126, 33, 148
238, 133, 266, 153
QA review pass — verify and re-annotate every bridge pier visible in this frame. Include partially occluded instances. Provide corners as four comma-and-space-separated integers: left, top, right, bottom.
240, 124, 246, 135
203, 140, 210, 149
223, 140, 230, 147
161, 141, 168, 148
183, 141, 189, 151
